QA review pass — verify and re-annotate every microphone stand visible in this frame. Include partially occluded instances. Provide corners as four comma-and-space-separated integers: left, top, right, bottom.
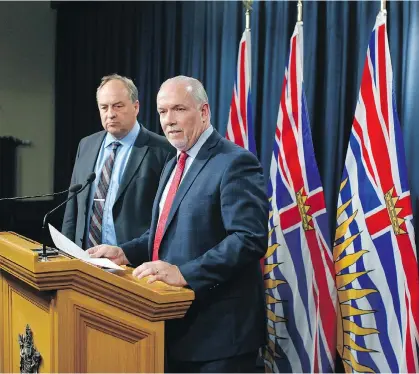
0, 187, 74, 201
0, 184, 82, 234
37, 173, 96, 261
40, 197, 75, 261
32, 185, 83, 260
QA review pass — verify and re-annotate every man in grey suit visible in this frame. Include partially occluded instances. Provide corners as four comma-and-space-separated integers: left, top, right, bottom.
62, 74, 175, 249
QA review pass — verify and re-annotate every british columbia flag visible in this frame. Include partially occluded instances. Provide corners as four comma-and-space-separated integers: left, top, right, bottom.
226, 28, 256, 155
334, 11, 419, 373
264, 22, 337, 373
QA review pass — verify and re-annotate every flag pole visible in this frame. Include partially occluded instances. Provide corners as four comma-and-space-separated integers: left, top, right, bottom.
297, 0, 303, 23
243, 0, 252, 30
381, 0, 386, 11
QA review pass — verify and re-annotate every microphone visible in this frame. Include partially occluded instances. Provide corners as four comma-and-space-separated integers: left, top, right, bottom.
38, 172, 96, 261
0, 183, 83, 201
85, 172, 97, 185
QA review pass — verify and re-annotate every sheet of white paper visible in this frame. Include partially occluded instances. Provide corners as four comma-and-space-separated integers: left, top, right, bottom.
49, 224, 90, 259
84, 257, 124, 270
48, 224, 123, 270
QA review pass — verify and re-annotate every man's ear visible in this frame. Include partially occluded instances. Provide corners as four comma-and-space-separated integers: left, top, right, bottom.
134, 100, 140, 116
200, 103, 210, 121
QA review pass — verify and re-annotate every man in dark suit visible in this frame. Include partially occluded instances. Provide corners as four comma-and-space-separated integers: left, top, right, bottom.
88, 76, 268, 372
62, 74, 175, 249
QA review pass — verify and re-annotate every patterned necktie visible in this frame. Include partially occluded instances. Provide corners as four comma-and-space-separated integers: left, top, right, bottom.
87, 141, 121, 248
152, 151, 189, 261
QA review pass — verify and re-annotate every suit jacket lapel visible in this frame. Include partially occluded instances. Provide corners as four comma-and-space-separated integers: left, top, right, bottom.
81, 132, 105, 207
114, 125, 150, 203
148, 156, 176, 252
78, 132, 105, 243
162, 130, 221, 238
84, 132, 105, 176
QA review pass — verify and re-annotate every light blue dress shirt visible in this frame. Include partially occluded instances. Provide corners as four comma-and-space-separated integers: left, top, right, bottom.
86, 122, 140, 246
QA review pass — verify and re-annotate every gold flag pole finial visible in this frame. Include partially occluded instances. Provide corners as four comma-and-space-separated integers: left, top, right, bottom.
297, 0, 303, 23
381, 0, 386, 11
243, 0, 253, 30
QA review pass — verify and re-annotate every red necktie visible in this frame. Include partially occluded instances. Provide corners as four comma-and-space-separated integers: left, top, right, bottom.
152, 151, 189, 261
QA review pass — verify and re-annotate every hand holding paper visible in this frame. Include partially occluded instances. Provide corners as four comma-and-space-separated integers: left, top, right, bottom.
48, 224, 123, 270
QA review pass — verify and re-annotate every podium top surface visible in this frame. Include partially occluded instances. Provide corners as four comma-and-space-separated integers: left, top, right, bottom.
0, 232, 194, 322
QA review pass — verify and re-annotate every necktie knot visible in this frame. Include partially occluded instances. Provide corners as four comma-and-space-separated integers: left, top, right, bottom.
178, 151, 188, 165
112, 141, 121, 151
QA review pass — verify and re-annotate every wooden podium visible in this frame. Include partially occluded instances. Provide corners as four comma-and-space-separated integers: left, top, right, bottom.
0, 232, 194, 373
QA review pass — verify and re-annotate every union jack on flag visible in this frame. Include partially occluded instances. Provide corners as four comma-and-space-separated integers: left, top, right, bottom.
334, 11, 419, 373
226, 28, 256, 155
264, 22, 337, 373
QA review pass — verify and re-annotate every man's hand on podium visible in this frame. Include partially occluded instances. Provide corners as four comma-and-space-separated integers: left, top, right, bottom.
87, 245, 129, 266
132, 260, 187, 287
87, 246, 187, 287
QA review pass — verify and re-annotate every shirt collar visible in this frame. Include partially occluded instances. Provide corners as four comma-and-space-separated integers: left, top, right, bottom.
176, 125, 214, 160
104, 121, 140, 148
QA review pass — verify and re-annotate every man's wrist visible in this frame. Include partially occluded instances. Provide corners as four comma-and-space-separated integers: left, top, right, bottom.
175, 265, 188, 287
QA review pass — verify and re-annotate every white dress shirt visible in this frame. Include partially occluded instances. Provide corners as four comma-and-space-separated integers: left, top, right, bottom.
158, 125, 214, 219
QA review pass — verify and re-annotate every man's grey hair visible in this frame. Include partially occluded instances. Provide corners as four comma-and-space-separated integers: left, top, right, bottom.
159, 75, 211, 121
97, 74, 138, 103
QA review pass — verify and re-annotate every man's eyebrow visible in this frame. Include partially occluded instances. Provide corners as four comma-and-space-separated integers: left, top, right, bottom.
100, 101, 123, 107
157, 104, 184, 110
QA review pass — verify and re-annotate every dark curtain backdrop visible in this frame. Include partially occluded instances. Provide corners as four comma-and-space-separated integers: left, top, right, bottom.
54, 1, 419, 247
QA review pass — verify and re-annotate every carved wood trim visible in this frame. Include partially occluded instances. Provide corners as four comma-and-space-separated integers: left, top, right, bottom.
3, 273, 52, 312
74, 306, 154, 372
55, 289, 163, 373
1, 272, 55, 373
